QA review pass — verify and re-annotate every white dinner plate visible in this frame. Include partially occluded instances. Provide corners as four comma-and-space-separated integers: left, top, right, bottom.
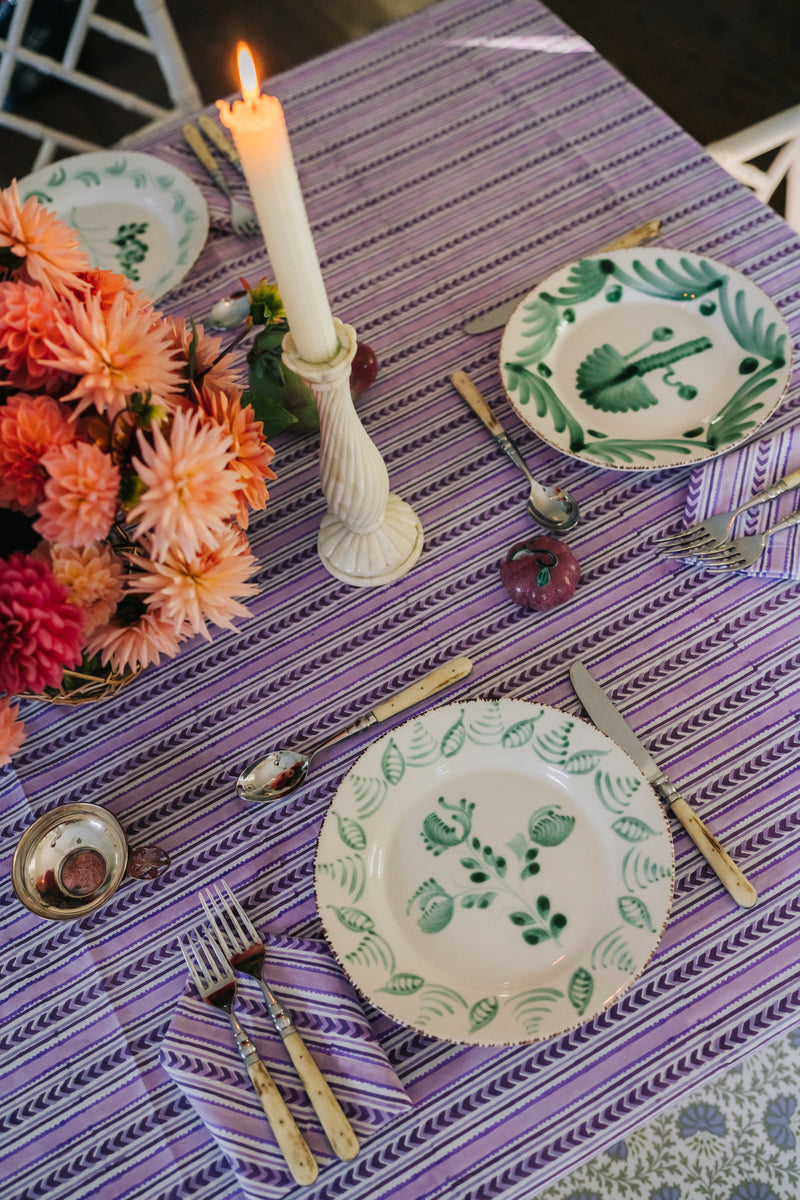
315, 699, 674, 1045
500, 248, 792, 471
19, 151, 209, 300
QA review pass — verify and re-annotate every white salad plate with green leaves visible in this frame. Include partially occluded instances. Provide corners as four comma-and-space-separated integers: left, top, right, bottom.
315, 699, 674, 1046
500, 248, 792, 471
19, 151, 208, 300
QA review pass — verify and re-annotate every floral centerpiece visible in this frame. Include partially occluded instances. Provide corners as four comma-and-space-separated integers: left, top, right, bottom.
0, 181, 278, 766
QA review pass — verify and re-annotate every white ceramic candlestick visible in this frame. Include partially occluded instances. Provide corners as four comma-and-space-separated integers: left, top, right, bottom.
283, 319, 424, 586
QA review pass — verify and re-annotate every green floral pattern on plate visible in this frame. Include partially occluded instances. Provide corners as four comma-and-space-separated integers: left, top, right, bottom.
19, 151, 209, 299
500, 249, 792, 471
315, 699, 674, 1045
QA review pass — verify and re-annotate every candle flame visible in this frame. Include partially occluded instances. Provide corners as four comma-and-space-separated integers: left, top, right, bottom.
236, 42, 260, 104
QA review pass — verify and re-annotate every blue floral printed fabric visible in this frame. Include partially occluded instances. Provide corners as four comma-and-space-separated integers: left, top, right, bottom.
534, 1026, 800, 1199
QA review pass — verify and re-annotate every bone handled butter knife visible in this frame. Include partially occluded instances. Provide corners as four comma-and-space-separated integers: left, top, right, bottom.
464, 218, 662, 334
569, 661, 758, 909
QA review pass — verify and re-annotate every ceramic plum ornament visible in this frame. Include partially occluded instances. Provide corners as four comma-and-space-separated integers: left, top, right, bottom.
500, 535, 580, 610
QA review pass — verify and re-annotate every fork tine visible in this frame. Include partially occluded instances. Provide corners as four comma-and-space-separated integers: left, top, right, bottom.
199, 888, 237, 955
221, 881, 261, 942
179, 935, 204, 990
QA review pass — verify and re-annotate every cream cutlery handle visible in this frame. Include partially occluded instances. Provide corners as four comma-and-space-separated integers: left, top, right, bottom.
197, 113, 243, 172
182, 123, 230, 196
246, 1058, 319, 1185
371, 656, 473, 722
281, 1030, 359, 1161
668, 795, 758, 909
450, 370, 505, 436
743, 466, 800, 511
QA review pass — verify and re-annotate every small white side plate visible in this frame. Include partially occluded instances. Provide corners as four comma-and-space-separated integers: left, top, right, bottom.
19, 150, 209, 300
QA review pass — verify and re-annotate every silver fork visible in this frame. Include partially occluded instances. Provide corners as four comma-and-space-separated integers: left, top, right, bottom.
658, 465, 800, 558
182, 123, 260, 238
200, 883, 359, 1162
180, 928, 318, 1186
692, 506, 800, 570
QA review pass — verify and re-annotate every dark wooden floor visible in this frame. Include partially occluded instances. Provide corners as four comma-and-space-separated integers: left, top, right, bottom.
2, 0, 799, 187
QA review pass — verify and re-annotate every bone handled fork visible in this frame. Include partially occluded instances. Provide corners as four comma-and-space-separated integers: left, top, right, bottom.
201, 884, 360, 1162
181, 123, 259, 238
180, 930, 318, 1186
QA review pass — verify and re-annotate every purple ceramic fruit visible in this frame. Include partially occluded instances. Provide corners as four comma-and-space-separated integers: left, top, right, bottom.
499, 535, 580, 610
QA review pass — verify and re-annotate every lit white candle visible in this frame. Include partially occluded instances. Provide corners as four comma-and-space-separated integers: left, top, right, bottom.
217, 44, 338, 363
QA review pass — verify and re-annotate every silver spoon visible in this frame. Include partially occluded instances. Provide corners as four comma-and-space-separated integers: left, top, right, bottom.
236, 656, 473, 802
207, 291, 252, 330
450, 370, 579, 532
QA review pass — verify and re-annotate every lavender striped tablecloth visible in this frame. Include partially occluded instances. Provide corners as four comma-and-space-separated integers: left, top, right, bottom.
2, 1, 799, 1198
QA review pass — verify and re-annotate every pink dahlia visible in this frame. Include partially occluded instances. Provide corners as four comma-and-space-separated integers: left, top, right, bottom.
127, 525, 258, 640
0, 696, 25, 766
86, 606, 181, 673
0, 279, 72, 392
44, 288, 184, 419
46, 541, 124, 636
167, 317, 245, 392
194, 382, 276, 528
0, 182, 89, 295
0, 393, 76, 514
0, 551, 84, 693
129, 408, 240, 561
35, 441, 120, 546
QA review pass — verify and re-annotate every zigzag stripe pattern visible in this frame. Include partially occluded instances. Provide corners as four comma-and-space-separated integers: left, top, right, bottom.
4, 0, 800, 1197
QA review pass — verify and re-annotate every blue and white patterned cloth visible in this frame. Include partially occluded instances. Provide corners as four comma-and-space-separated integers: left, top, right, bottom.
684, 428, 800, 576
160, 932, 411, 1199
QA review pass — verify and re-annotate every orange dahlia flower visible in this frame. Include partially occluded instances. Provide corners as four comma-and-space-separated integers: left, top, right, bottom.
0, 393, 76, 514
0, 181, 89, 295
0, 279, 72, 392
35, 441, 121, 546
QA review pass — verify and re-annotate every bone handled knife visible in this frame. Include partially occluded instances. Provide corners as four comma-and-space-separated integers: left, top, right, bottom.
569, 661, 758, 909
464, 218, 662, 334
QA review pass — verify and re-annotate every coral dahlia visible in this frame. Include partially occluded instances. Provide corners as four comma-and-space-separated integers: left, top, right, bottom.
44, 287, 184, 419
127, 524, 258, 640
45, 541, 124, 636
0, 181, 89, 295
35, 441, 121, 546
0, 393, 76, 514
194, 382, 276, 528
0, 551, 84, 693
0, 279, 71, 392
129, 408, 240, 561
86, 606, 182, 673
0, 696, 25, 766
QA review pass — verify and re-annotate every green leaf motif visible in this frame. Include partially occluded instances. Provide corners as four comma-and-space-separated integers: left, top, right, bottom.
417, 985, 469, 1020
534, 720, 573, 764
591, 926, 636, 973
334, 812, 367, 851
608, 255, 724, 301
563, 749, 609, 774
618, 894, 655, 932
469, 996, 500, 1033
421, 796, 473, 855
515, 295, 560, 360
330, 905, 374, 933
622, 847, 673, 892
381, 738, 405, 785
346, 932, 395, 973
351, 774, 388, 818
441, 710, 466, 758
381, 972, 425, 996
509, 987, 564, 1035
316, 855, 366, 900
503, 362, 586, 452
568, 967, 594, 1016
595, 770, 644, 813
612, 816, 660, 842
501, 716, 540, 748
466, 701, 505, 745
405, 721, 441, 766
527, 805, 575, 847
407, 878, 455, 933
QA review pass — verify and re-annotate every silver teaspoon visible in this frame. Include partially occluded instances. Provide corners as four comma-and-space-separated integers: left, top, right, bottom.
450, 370, 579, 532
207, 291, 251, 330
236, 656, 473, 802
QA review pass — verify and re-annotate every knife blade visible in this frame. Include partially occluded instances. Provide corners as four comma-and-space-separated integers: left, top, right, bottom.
569, 661, 757, 909
463, 218, 662, 335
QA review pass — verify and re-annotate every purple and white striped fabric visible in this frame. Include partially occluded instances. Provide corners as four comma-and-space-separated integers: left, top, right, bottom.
160, 933, 411, 1199
2, 1, 800, 1199
684, 428, 800, 575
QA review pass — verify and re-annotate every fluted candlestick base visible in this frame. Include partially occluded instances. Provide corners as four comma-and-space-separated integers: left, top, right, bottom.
282, 320, 424, 586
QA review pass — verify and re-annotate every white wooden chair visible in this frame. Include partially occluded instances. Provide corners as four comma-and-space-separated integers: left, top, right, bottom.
0, 0, 201, 169
706, 105, 800, 234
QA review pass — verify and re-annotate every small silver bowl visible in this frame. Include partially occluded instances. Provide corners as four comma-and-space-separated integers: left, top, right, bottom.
12, 803, 129, 921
